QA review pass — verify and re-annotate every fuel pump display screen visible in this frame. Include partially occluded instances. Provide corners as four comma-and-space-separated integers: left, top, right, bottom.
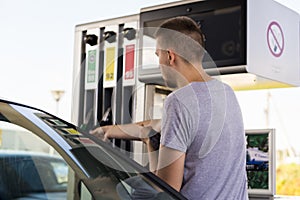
139, 0, 246, 84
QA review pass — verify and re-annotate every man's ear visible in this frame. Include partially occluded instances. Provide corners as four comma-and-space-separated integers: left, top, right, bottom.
167, 50, 176, 65
167, 52, 171, 60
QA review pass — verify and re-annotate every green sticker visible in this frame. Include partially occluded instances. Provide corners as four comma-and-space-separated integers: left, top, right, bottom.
87, 50, 96, 83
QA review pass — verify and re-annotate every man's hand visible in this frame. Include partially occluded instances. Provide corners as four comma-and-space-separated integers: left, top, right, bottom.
89, 126, 111, 141
89, 123, 147, 141
89, 119, 161, 144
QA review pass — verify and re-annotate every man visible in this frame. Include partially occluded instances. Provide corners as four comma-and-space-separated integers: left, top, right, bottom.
91, 16, 248, 199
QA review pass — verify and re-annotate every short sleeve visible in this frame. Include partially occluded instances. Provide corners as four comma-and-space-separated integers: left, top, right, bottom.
160, 94, 193, 153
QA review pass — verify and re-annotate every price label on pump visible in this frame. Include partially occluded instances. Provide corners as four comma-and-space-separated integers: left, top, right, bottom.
87, 50, 96, 79
85, 47, 99, 89
123, 44, 136, 86
104, 44, 117, 88
105, 47, 116, 81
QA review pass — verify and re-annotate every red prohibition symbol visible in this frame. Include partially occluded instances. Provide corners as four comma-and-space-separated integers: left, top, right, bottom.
267, 21, 284, 57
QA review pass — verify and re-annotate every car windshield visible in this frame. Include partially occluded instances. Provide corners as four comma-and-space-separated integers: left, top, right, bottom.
0, 100, 186, 200
73, 146, 177, 200
53, 120, 183, 199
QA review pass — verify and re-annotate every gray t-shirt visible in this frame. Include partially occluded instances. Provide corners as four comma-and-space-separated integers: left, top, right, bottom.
161, 79, 248, 200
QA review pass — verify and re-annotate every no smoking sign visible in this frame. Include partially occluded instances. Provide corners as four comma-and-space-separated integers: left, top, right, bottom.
267, 21, 284, 57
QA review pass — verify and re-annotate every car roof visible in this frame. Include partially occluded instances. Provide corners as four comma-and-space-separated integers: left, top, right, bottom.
0, 150, 65, 160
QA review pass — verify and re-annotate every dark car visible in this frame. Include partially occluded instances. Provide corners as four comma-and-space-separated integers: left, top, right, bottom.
0, 99, 186, 200
0, 151, 68, 200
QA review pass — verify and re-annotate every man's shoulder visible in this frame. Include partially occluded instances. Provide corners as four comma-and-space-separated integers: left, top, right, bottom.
166, 86, 197, 106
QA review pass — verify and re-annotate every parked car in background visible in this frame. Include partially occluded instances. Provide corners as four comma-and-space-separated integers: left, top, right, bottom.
0, 99, 186, 200
0, 150, 68, 200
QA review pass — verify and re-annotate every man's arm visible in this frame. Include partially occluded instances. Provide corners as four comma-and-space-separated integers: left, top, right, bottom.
90, 119, 161, 141
146, 143, 185, 192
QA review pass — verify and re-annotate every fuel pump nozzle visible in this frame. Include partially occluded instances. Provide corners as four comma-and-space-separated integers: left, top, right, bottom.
99, 107, 112, 126
79, 107, 112, 132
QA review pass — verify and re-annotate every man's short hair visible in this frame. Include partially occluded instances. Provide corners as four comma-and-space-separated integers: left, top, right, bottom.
155, 16, 205, 63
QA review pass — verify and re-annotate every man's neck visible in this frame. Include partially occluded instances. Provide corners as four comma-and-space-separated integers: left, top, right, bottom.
182, 63, 212, 84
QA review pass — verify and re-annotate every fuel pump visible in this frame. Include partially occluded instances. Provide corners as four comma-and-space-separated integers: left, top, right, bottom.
72, 15, 140, 154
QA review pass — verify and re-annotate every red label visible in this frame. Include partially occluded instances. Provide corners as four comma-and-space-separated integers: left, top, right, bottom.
125, 44, 135, 80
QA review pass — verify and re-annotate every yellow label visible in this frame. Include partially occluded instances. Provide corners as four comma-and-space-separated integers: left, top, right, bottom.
105, 47, 115, 81
63, 128, 81, 135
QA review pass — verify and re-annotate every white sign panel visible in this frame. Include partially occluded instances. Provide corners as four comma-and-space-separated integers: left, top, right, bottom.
123, 22, 138, 86
85, 29, 99, 90
103, 26, 118, 88
247, 0, 300, 86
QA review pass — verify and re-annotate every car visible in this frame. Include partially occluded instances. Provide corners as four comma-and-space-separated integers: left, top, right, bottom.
0, 99, 187, 200
0, 150, 68, 200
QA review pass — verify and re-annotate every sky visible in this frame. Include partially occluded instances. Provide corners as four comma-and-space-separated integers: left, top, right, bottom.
0, 0, 300, 153
0, 0, 175, 119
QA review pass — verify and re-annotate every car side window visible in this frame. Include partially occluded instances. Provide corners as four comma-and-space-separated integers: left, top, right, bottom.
0, 121, 69, 200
